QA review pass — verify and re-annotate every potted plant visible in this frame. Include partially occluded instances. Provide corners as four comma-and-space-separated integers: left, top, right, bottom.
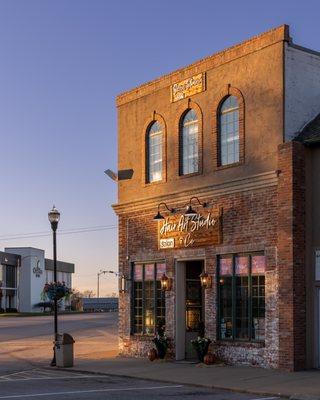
152, 319, 169, 360
41, 281, 72, 302
191, 321, 211, 362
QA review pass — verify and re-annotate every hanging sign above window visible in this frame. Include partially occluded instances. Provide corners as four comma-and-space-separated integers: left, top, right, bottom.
158, 207, 222, 249
171, 73, 206, 102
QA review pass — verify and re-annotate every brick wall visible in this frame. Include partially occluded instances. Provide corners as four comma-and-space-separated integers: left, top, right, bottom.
117, 186, 280, 368
277, 141, 306, 371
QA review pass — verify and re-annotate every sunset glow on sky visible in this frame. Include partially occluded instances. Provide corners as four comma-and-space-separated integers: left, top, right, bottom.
0, 0, 318, 295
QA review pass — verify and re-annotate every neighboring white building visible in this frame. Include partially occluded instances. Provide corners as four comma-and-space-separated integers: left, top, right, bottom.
0, 247, 74, 313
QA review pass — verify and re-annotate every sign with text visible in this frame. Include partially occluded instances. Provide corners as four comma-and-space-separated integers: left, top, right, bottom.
158, 208, 222, 249
171, 73, 206, 102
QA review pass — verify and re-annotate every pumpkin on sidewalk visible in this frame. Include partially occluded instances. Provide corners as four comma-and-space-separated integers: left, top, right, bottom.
147, 348, 157, 361
203, 353, 216, 365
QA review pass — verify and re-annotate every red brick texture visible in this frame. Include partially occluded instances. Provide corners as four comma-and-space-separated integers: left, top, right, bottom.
117, 141, 307, 370
277, 141, 306, 371
117, 186, 280, 368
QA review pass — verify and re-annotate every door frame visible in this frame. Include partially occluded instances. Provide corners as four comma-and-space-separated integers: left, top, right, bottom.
317, 287, 320, 368
175, 257, 205, 361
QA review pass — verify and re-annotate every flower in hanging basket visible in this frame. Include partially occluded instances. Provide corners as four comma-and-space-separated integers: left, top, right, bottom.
41, 282, 72, 301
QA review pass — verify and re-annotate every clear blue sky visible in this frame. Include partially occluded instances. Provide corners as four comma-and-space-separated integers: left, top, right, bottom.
0, 0, 318, 295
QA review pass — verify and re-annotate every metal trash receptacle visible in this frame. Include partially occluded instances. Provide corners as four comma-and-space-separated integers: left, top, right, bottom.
55, 333, 75, 367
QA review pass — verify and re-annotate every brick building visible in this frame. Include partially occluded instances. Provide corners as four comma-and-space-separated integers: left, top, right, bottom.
112, 25, 320, 370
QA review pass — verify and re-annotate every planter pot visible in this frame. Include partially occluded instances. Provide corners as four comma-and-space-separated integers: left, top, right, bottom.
156, 345, 167, 359
192, 340, 211, 363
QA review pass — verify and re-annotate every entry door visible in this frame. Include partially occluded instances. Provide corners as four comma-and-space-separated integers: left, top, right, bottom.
318, 288, 320, 368
185, 261, 203, 360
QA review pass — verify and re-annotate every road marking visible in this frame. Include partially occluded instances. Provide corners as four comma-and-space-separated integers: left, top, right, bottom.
0, 384, 184, 398
0, 371, 36, 380
0, 375, 100, 382
251, 397, 280, 400
0, 369, 95, 382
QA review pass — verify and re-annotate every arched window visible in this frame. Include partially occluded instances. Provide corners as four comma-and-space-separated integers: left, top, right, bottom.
147, 121, 163, 183
219, 96, 239, 166
180, 109, 199, 175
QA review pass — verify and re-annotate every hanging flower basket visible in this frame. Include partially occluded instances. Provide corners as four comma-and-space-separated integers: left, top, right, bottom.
41, 282, 72, 301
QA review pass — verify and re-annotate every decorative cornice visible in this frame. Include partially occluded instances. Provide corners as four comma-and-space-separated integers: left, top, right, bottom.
112, 170, 278, 215
116, 25, 290, 107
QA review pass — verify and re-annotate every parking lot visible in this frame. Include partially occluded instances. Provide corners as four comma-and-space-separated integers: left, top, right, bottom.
0, 368, 284, 400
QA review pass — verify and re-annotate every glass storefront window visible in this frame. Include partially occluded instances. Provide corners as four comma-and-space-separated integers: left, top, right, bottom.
132, 262, 166, 335
218, 253, 266, 342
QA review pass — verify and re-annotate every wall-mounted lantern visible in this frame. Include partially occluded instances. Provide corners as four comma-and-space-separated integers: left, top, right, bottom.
184, 197, 208, 217
153, 202, 175, 221
160, 273, 172, 291
119, 274, 127, 293
200, 271, 212, 289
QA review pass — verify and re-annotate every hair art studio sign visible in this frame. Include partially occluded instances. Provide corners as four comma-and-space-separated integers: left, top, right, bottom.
158, 207, 222, 249
171, 73, 206, 102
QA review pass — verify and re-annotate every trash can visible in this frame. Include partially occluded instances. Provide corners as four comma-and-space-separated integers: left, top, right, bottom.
55, 333, 75, 367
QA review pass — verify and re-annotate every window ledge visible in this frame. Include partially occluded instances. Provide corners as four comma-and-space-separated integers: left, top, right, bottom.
143, 180, 165, 188
130, 334, 154, 341
216, 160, 244, 171
215, 340, 265, 348
178, 171, 203, 179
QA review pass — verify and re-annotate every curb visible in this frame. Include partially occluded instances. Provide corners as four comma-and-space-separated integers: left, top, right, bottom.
289, 396, 320, 400
53, 366, 292, 399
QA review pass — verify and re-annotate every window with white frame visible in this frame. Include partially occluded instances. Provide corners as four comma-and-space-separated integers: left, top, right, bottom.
219, 96, 239, 166
147, 121, 163, 183
180, 109, 199, 175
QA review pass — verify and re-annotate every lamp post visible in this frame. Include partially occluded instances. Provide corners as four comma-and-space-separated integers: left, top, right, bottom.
48, 205, 60, 367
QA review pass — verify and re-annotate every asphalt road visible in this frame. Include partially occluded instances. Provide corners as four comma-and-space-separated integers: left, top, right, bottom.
0, 312, 117, 341
0, 313, 285, 400
0, 368, 284, 400
0, 313, 118, 375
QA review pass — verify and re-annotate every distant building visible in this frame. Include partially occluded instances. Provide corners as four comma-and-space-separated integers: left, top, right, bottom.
82, 297, 118, 312
0, 247, 74, 312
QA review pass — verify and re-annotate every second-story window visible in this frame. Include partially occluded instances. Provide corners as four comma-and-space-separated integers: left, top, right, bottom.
180, 109, 199, 175
219, 96, 239, 166
147, 121, 163, 183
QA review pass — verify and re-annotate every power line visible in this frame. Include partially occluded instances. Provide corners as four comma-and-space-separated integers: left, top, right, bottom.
0, 225, 118, 241
0, 224, 117, 238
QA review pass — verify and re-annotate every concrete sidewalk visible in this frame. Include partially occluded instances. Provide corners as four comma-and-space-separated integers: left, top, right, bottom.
70, 357, 320, 400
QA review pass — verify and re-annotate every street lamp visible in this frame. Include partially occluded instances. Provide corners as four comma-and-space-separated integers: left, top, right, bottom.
97, 270, 121, 299
48, 205, 60, 367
